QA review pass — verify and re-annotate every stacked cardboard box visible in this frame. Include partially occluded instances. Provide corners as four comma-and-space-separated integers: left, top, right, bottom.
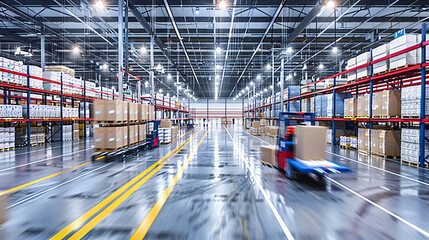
373, 43, 389, 74
138, 104, 149, 122
93, 100, 127, 123
128, 102, 138, 122
315, 95, 327, 117
344, 98, 357, 117
372, 90, 401, 118
356, 52, 371, 79
401, 128, 429, 164
264, 126, 278, 137
326, 93, 352, 117
401, 85, 429, 117
357, 94, 369, 117
389, 34, 429, 70
0, 105, 23, 118
350, 137, 358, 149
260, 145, 277, 166
94, 126, 125, 151
358, 128, 370, 153
172, 126, 179, 141
0, 127, 15, 150
138, 124, 147, 143
159, 128, 172, 143
52, 125, 73, 141
295, 126, 327, 160
346, 57, 357, 82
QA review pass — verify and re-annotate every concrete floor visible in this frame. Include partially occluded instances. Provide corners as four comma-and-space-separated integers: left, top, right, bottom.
0, 122, 429, 239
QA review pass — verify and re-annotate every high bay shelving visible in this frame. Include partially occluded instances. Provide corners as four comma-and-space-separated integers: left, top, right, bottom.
244, 23, 429, 168
0, 64, 190, 147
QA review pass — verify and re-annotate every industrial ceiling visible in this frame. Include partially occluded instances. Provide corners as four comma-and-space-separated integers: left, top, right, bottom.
0, 0, 428, 99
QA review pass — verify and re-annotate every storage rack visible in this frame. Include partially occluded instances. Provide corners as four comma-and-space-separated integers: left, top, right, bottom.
0, 64, 191, 147
243, 23, 429, 168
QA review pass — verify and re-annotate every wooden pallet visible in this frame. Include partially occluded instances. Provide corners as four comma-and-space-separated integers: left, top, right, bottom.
389, 64, 417, 72
373, 70, 388, 76
356, 116, 370, 119
94, 146, 126, 152
373, 153, 399, 159
339, 145, 350, 149
373, 115, 400, 119
358, 149, 369, 155
401, 116, 420, 119
356, 76, 369, 81
260, 161, 275, 168
401, 160, 419, 167
160, 142, 171, 145
94, 120, 128, 125
128, 120, 138, 123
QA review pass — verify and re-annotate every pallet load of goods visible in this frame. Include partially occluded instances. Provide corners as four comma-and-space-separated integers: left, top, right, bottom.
264, 126, 279, 138
221, 118, 232, 125
93, 99, 154, 152
250, 121, 264, 136
159, 120, 174, 144
0, 127, 15, 151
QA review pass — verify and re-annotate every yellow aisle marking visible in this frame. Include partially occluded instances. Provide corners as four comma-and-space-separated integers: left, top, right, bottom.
66, 130, 204, 240
130, 130, 209, 240
50, 129, 201, 240
0, 130, 194, 199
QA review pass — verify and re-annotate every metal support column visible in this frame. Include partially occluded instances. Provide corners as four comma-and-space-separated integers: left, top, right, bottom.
150, 35, 155, 113
271, 48, 274, 122
332, 67, 336, 145
84, 78, 87, 138
41, 26, 45, 71
280, 58, 284, 113
26, 65, 31, 146
420, 23, 427, 168
137, 80, 141, 104
118, 0, 124, 100
124, 0, 129, 90
60, 72, 64, 142
369, 49, 374, 154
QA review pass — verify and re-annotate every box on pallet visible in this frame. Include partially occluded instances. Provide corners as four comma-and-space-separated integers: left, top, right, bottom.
373, 43, 389, 74
93, 100, 126, 123
127, 102, 138, 122
357, 94, 369, 117
138, 104, 148, 122
295, 126, 327, 160
251, 121, 260, 128
344, 98, 357, 117
401, 85, 429, 117
160, 119, 172, 128
389, 34, 429, 70
326, 93, 352, 117
401, 128, 429, 164
356, 52, 371, 79
358, 128, 369, 152
346, 57, 357, 82
138, 124, 147, 142
260, 145, 277, 166
94, 126, 123, 150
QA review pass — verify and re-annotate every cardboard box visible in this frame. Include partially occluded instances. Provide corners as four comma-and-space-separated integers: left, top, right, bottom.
260, 145, 277, 166
128, 125, 135, 145
380, 90, 400, 118
372, 92, 382, 117
128, 102, 138, 122
357, 94, 369, 117
370, 129, 380, 155
378, 130, 400, 157
251, 121, 260, 128
344, 98, 357, 117
160, 119, 172, 128
0, 195, 8, 226
148, 105, 155, 121
294, 126, 327, 160
93, 99, 125, 122
358, 128, 369, 152
172, 126, 179, 140
94, 126, 123, 150
138, 104, 148, 122
139, 124, 147, 142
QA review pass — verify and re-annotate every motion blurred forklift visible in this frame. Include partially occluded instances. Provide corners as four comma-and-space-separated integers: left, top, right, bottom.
276, 112, 351, 179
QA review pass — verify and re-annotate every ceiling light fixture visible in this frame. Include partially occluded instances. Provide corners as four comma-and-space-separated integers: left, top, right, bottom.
265, 63, 271, 70
257, 74, 261, 80
326, 0, 335, 9
318, 63, 324, 69
73, 46, 80, 54
95, 0, 104, 9
219, 0, 227, 9
141, 47, 147, 54
216, 47, 222, 53
196, 7, 200, 14
286, 47, 292, 53
332, 46, 338, 53
167, 74, 172, 80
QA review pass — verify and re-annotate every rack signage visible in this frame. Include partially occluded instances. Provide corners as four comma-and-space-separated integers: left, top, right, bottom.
394, 28, 405, 39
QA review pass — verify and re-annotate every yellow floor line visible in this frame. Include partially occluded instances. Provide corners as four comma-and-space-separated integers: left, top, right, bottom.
130, 130, 209, 240
50, 129, 201, 240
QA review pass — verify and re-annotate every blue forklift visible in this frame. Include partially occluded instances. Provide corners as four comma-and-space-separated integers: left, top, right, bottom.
276, 112, 352, 179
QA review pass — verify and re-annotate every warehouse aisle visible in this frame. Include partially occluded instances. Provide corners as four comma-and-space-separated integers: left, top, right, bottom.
1, 124, 429, 239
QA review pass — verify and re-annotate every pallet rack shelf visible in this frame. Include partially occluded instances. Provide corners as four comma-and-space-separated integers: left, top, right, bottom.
243, 23, 429, 167
0, 63, 191, 147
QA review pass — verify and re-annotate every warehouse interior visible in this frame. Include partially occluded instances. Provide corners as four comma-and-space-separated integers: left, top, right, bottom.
1, 0, 429, 239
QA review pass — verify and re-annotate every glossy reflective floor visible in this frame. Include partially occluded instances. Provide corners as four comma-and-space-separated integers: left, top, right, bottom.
1, 121, 429, 239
